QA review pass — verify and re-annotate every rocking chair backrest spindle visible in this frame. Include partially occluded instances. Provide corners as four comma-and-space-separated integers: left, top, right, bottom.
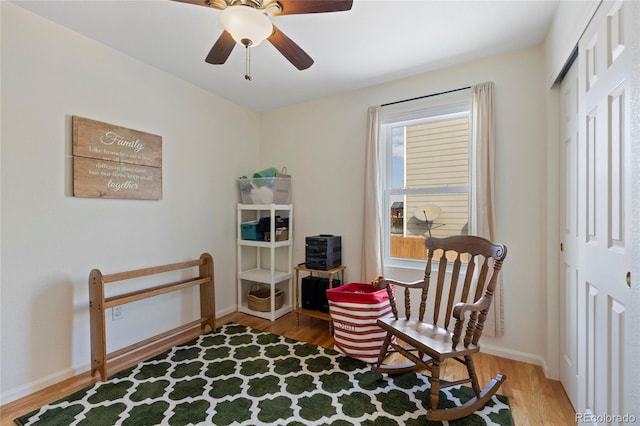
424, 236, 506, 348
382, 236, 506, 349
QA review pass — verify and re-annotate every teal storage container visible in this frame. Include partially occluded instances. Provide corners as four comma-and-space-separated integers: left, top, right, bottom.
241, 221, 264, 241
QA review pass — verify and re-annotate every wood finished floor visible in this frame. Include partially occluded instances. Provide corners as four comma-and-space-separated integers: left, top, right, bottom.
0, 312, 576, 425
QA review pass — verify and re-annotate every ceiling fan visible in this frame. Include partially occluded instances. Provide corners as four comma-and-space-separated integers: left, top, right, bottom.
173, 0, 353, 72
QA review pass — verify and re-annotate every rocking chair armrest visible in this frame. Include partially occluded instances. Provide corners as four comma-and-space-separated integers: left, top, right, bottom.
372, 276, 424, 290
453, 297, 491, 321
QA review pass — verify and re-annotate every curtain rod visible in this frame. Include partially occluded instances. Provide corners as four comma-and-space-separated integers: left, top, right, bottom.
380, 86, 471, 107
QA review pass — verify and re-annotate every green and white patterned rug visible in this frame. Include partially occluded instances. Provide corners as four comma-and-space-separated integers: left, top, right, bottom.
16, 323, 513, 425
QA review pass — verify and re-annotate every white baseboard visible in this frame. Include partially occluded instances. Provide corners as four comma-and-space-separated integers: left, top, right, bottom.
216, 306, 237, 318
481, 343, 548, 370
1, 309, 239, 406
1, 363, 89, 406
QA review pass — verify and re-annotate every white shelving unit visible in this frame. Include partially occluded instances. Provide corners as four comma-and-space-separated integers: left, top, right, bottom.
237, 204, 293, 321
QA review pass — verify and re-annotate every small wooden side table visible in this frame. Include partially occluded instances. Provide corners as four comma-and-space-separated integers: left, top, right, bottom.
293, 264, 346, 329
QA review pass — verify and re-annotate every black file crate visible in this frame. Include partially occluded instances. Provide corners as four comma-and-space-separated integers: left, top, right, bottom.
305, 235, 342, 271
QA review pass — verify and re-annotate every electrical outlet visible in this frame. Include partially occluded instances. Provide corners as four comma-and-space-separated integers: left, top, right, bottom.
112, 306, 124, 321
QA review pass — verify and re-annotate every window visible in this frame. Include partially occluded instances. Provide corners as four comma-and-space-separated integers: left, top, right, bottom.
379, 92, 472, 268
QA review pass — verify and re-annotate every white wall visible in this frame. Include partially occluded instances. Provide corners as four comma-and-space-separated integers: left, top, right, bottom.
544, 0, 600, 86
260, 45, 549, 366
0, 3, 258, 403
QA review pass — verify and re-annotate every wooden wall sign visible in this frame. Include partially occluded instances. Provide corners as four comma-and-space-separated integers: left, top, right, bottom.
72, 116, 162, 200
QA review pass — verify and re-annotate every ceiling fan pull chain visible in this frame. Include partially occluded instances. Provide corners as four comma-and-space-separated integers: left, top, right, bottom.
244, 45, 252, 81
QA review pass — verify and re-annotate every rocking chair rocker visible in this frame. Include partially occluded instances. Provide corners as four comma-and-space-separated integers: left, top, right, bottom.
373, 235, 507, 421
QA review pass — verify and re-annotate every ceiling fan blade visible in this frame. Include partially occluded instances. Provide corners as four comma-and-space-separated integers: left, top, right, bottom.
275, 0, 353, 15
205, 31, 236, 64
268, 25, 314, 70
171, 0, 213, 8
171, 0, 228, 10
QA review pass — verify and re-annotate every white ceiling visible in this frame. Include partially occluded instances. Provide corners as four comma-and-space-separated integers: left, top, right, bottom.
12, 0, 560, 112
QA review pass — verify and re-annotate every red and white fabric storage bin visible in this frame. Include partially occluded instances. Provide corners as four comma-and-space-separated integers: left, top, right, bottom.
326, 283, 394, 363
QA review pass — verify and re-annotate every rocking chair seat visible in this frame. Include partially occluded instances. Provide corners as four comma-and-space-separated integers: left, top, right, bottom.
377, 317, 479, 359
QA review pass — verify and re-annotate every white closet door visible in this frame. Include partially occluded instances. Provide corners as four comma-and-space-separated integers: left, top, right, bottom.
575, 0, 636, 420
559, 58, 579, 411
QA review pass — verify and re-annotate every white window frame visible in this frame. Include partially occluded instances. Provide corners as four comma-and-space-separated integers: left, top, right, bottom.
379, 95, 473, 270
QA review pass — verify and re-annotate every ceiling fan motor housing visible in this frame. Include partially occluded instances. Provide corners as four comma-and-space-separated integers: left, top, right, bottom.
229, 0, 262, 8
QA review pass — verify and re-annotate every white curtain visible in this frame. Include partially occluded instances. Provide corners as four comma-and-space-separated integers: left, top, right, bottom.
361, 106, 384, 282
471, 81, 503, 336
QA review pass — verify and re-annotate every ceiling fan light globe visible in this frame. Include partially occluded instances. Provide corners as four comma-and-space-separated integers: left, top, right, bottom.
220, 5, 273, 47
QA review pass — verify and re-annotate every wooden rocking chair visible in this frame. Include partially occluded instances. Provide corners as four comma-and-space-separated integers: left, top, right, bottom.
373, 235, 507, 421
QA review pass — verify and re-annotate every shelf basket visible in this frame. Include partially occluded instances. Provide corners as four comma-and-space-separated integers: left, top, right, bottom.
248, 285, 284, 312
